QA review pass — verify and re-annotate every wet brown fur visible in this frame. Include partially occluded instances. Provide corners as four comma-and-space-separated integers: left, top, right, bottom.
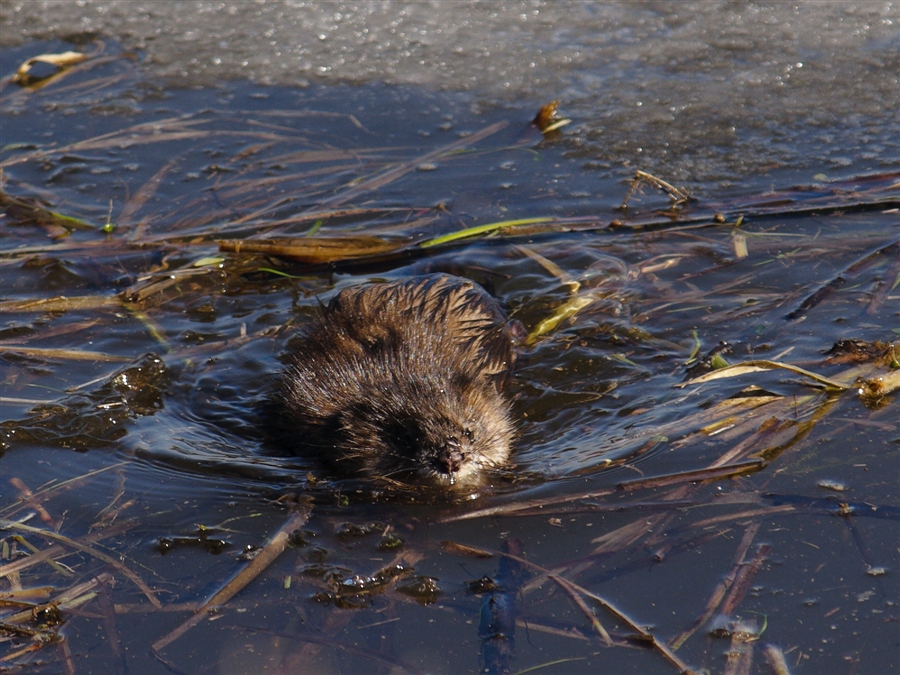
270, 274, 516, 486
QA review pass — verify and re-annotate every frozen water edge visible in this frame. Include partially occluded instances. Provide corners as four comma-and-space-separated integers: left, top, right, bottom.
2, 1, 899, 185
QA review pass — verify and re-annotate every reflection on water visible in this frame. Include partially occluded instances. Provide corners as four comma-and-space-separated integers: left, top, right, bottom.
1, 41, 898, 675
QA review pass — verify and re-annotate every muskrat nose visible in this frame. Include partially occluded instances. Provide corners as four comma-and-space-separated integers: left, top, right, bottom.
436, 444, 464, 475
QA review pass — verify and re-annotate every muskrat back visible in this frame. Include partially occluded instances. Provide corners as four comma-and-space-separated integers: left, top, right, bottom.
271, 274, 517, 487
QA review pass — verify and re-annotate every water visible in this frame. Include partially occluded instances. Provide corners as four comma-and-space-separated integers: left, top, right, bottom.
3, 1, 899, 186
1, 3, 899, 674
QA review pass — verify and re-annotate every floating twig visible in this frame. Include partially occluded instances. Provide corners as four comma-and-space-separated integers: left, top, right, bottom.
498, 550, 696, 674
419, 216, 555, 249
719, 543, 770, 618
615, 460, 766, 492
0, 519, 160, 608
2, 572, 110, 625
722, 617, 759, 675
0, 462, 130, 520
0, 518, 162, 609
0, 295, 123, 313
152, 504, 312, 654
667, 530, 772, 652
678, 359, 850, 391
0, 346, 132, 363
0, 188, 95, 232
218, 235, 406, 264
762, 644, 792, 675
621, 170, 692, 210
786, 237, 900, 321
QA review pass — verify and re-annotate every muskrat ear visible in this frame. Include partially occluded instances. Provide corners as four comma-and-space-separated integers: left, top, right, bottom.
448, 371, 478, 393
311, 291, 332, 315
507, 319, 528, 348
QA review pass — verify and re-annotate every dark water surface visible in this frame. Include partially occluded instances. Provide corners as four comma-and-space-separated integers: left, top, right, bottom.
1, 8, 899, 674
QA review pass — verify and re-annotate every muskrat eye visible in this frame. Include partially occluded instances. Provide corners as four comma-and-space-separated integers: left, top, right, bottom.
384, 422, 420, 458
463, 428, 474, 441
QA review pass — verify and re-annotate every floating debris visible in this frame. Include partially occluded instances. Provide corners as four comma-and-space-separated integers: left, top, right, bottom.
218, 235, 405, 264
816, 479, 849, 493
12, 51, 87, 88
621, 170, 693, 210
533, 100, 572, 135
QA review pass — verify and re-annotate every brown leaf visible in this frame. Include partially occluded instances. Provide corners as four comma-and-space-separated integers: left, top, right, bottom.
218, 236, 406, 264
533, 100, 572, 134
13, 51, 88, 87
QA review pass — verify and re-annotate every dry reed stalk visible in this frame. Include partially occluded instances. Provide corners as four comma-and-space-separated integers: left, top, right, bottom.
496, 549, 696, 674
151, 505, 311, 654
0, 520, 160, 608
669, 523, 760, 650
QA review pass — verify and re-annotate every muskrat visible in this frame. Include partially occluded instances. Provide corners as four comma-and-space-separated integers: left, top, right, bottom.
270, 274, 517, 487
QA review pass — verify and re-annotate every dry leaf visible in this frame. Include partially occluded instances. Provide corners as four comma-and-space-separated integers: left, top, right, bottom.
680, 359, 850, 391
218, 236, 405, 264
533, 100, 572, 134
13, 51, 88, 87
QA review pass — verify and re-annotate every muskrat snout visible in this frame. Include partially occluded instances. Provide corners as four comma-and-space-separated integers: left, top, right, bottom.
436, 438, 464, 476
436, 453, 462, 477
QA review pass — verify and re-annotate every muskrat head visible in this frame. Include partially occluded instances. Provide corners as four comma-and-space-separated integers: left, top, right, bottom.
335, 377, 514, 487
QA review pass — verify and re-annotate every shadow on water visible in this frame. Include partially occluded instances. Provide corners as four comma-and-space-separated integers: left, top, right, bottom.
1, 42, 899, 674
